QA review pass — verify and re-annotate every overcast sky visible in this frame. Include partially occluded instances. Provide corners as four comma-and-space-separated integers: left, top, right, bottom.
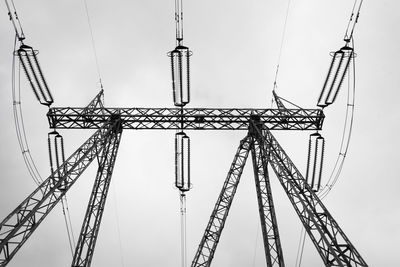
0, 0, 399, 266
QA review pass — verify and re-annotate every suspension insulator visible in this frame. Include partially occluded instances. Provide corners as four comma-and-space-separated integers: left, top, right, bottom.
306, 133, 325, 192
168, 45, 192, 107
317, 46, 354, 108
175, 131, 190, 192
48, 131, 66, 190
17, 44, 53, 106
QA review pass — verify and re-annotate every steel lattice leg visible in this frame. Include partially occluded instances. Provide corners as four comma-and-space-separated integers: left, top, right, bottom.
0, 120, 119, 267
250, 136, 285, 267
72, 121, 123, 267
191, 135, 252, 267
251, 122, 367, 267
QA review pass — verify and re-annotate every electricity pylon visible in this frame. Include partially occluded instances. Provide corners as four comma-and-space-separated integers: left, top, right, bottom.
0, 88, 367, 266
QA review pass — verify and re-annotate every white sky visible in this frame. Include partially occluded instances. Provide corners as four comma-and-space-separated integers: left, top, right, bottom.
0, 0, 399, 266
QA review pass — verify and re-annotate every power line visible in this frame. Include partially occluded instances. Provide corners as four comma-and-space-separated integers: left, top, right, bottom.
83, 0, 104, 90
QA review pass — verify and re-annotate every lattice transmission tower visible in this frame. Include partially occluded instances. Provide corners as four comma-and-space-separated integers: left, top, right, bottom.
0, 0, 367, 266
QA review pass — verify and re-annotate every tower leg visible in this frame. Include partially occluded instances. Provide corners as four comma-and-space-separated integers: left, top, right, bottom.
71, 121, 123, 267
191, 136, 252, 267
0, 120, 120, 266
251, 122, 367, 267
250, 137, 285, 267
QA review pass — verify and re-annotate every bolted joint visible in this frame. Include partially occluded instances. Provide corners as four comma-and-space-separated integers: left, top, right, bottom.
109, 114, 123, 133
248, 115, 263, 137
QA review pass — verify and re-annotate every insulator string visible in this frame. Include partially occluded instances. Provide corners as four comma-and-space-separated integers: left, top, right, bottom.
12, 35, 43, 188
317, 39, 356, 199
11, 32, 77, 258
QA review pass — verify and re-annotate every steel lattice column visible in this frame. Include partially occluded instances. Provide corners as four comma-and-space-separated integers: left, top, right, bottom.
250, 134, 285, 267
0, 120, 119, 267
252, 122, 367, 267
72, 119, 123, 267
191, 135, 252, 267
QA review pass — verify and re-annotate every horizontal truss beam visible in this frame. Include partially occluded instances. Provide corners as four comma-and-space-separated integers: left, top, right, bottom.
47, 107, 324, 131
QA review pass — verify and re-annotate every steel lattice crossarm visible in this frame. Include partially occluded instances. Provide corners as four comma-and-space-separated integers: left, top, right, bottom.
47, 107, 324, 130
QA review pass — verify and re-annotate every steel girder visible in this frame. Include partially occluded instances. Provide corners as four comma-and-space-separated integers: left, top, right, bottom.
47, 107, 324, 131
252, 122, 367, 266
250, 136, 285, 267
0, 120, 120, 267
191, 136, 252, 267
71, 120, 122, 267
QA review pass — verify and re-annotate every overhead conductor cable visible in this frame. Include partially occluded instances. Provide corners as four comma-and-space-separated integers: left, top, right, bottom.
317, 0, 362, 108
175, 131, 190, 267
6, 0, 76, 256
83, 0, 104, 90
5, 0, 25, 41
296, 1, 363, 266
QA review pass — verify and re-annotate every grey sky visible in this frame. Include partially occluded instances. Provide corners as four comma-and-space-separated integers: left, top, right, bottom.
0, 0, 399, 266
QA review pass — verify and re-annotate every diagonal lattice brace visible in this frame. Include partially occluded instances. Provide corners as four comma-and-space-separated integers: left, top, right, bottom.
250, 133, 285, 267
191, 135, 252, 267
84, 90, 104, 110
0, 119, 121, 267
251, 122, 367, 267
72, 119, 122, 267
272, 90, 287, 110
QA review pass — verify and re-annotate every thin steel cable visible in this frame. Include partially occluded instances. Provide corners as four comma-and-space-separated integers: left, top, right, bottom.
296, 39, 357, 265
174, 0, 184, 45
180, 193, 187, 267
344, 0, 364, 42
318, 38, 356, 199
251, 220, 260, 267
83, 0, 103, 89
272, 0, 291, 92
111, 180, 126, 267
64, 197, 76, 246
294, 227, 306, 267
11, 35, 43, 187
61, 197, 75, 256
6, 0, 26, 40
11, 35, 77, 255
